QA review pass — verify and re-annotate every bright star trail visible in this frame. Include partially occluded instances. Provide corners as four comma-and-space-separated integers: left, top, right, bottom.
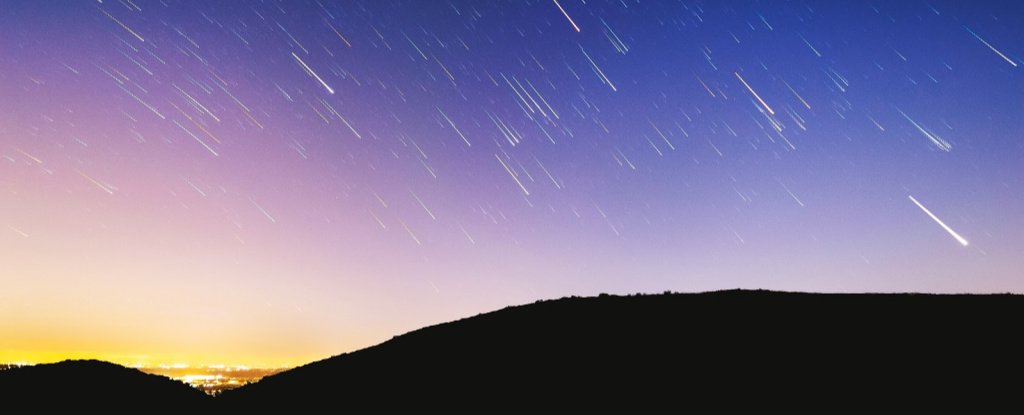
291, 52, 336, 95
908, 195, 970, 247
1, 0, 1021, 368
734, 71, 775, 115
964, 26, 1019, 67
554, 0, 582, 33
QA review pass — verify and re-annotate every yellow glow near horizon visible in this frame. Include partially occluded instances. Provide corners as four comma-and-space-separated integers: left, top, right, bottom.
0, 351, 301, 369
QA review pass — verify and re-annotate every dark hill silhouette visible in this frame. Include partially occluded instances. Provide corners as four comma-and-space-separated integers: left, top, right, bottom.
0, 359, 209, 410
221, 290, 1024, 411
3, 291, 1022, 411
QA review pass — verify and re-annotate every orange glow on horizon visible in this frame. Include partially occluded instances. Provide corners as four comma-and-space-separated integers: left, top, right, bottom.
0, 349, 308, 369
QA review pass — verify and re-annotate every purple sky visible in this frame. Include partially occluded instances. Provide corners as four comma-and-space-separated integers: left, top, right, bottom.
1, 0, 1022, 366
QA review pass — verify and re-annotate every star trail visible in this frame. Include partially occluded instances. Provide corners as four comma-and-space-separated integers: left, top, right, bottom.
1, 0, 1021, 367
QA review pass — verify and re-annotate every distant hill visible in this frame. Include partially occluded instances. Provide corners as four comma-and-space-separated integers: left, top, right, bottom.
221, 290, 1024, 410
0, 359, 209, 409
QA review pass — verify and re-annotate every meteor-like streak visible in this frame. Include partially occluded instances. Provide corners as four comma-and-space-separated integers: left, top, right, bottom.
292, 52, 335, 94
76, 169, 116, 195
897, 108, 952, 152
95, 5, 145, 42
553, 0, 581, 32
735, 72, 775, 115
908, 195, 969, 246
964, 26, 1018, 67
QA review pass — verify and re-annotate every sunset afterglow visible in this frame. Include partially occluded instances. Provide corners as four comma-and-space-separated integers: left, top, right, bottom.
2, 1, 1022, 369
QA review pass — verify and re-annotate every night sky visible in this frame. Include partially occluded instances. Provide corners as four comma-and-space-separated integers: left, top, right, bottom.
2, 0, 1022, 367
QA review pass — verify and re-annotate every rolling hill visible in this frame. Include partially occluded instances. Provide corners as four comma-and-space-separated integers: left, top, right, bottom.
0, 359, 209, 409
220, 290, 1024, 410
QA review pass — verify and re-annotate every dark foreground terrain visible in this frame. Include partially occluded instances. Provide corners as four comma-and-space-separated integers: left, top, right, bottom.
3, 290, 1022, 410
0, 359, 210, 410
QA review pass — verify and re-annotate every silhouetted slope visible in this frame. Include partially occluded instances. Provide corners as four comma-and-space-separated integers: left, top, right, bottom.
222, 290, 1024, 410
4, 292, 1021, 411
0, 359, 209, 409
